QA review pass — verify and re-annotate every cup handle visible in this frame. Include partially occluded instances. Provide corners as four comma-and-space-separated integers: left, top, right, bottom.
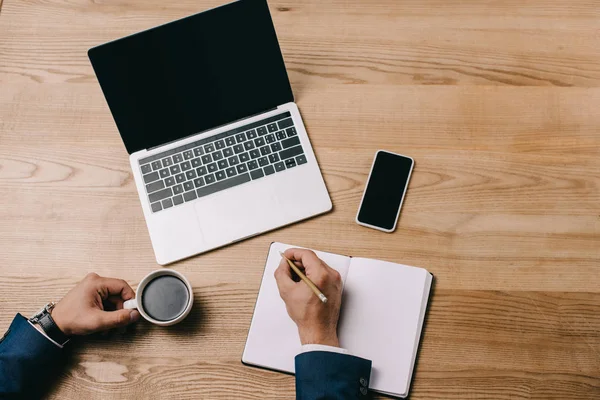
123, 298, 138, 310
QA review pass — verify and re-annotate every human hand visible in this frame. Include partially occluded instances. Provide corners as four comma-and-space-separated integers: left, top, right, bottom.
274, 248, 343, 347
51, 273, 140, 336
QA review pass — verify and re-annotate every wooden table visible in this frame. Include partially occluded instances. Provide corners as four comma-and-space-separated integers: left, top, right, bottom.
1, 0, 599, 398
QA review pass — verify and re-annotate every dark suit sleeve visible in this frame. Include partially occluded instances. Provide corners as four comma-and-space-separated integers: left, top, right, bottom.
0, 313, 64, 398
295, 351, 372, 399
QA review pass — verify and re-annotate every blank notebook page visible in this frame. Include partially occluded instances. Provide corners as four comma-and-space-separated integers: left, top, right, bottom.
242, 242, 352, 373
338, 258, 431, 396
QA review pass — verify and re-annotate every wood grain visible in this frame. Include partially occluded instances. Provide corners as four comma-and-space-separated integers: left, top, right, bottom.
1, 0, 599, 399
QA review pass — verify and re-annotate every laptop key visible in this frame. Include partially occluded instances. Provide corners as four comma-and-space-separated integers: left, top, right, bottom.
260, 146, 271, 156
250, 169, 264, 180
278, 118, 294, 130
181, 161, 191, 171
191, 158, 202, 168
225, 137, 236, 146
274, 162, 286, 172
169, 165, 181, 174
233, 144, 244, 154
223, 147, 234, 157
159, 168, 170, 178
162, 198, 173, 209
247, 160, 258, 170
196, 166, 207, 176
246, 129, 257, 139
143, 171, 160, 184
186, 170, 196, 180
279, 145, 304, 160
254, 137, 265, 147
282, 136, 300, 149
194, 177, 205, 188
172, 185, 183, 195
146, 180, 165, 193
276, 131, 286, 140
217, 160, 228, 169
268, 154, 279, 163
296, 155, 308, 165
266, 134, 276, 144
149, 187, 173, 203
193, 147, 204, 157
204, 143, 215, 153
258, 157, 268, 167
236, 164, 248, 174
205, 173, 216, 184
183, 190, 197, 202
207, 163, 218, 173
285, 127, 297, 136
244, 141, 255, 150
196, 173, 251, 198
141, 164, 152, 174
257, 126, 268, 136
249, 149, 260, 159
228, 155, 239, 166
285, 158, 297, 169
267, 123, 278, 132
162, 157, 173, 167
264, 165, 275, 175
151, 161, 162, 170
151, 202, 162, 213
239, 152, 250, 162
175, 173, 186, 183
183, 150, 193, 160
184, 181, 194, 191
173, 154, 183, 163
215, 170, 226, 181
201, 154, 212, 164
213, 150, 223, 161
165, 177, 176, 187
215, 140, 225, 149
173, 195, 184, 205
226, 167, 237, 177
236, 133, 246, 143
271, 142, 282, 152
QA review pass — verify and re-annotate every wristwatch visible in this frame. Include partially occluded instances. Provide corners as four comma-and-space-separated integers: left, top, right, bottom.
29, 302, 70, 346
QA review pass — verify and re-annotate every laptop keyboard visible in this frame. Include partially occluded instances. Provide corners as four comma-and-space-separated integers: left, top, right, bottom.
138, 111, 307, 213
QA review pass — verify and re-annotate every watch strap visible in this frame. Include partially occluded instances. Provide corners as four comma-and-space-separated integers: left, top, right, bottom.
37, 310, 70, 345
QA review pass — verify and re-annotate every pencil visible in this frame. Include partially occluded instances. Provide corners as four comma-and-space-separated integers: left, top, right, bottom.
280, 252, 328, 303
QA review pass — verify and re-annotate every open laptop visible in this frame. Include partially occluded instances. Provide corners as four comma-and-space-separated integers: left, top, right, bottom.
88, 0, 332, 265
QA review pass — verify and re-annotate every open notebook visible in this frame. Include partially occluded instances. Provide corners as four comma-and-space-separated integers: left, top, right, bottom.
242, 242, 433, 398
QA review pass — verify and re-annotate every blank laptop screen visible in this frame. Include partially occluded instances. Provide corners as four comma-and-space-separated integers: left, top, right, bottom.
88, 0, 293, 154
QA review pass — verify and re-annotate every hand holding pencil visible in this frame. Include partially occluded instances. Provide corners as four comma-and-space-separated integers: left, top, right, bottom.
274, 248, 343, 347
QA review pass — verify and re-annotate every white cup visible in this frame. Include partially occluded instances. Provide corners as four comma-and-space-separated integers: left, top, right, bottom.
124, 269, 194, 326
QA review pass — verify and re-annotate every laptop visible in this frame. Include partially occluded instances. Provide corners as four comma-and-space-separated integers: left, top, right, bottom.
88, 0, 332, 265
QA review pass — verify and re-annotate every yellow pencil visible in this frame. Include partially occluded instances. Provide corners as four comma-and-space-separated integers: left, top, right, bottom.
280, 252, 328, 303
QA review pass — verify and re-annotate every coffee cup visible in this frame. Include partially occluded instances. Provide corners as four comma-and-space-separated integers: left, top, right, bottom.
124, 269, 193, 326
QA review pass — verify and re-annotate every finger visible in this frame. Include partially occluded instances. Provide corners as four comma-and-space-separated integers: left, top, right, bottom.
284, 249, 328, 277
274, 261, 295, 292
105, 295, 125, 310
95, 277, 136, 301
93, 309, 139, 331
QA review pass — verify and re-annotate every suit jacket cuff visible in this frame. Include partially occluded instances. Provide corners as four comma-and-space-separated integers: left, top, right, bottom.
295, 351, 372, 399
300, 344, 349, 355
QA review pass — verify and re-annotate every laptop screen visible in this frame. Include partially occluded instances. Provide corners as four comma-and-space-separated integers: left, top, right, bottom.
88, 0, 293, 154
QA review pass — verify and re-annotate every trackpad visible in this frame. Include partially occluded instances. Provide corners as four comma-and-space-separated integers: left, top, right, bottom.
194, 190, 284, 246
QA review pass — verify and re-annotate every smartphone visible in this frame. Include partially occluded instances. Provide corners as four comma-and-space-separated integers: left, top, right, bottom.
356, 150, 414, 232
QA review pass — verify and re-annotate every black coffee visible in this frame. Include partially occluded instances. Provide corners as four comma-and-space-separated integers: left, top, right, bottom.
141, 275, 190, 321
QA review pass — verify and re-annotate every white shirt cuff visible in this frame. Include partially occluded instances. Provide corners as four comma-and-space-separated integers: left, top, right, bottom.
28, 320, 64, 349
300, 344, 349, 355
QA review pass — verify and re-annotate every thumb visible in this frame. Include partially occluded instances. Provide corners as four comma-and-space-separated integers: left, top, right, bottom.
93, 309, 139, 331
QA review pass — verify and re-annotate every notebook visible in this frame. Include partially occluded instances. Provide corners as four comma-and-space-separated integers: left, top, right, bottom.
242, 242, 433, 398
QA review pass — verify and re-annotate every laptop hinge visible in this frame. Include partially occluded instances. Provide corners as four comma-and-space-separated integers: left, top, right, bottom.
147, 107, 278, 151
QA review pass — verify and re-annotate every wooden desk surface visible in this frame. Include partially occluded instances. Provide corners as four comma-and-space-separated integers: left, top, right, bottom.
1, 0, 599, 398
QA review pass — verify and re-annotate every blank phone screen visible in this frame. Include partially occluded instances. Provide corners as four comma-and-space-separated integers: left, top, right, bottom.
357, 151, 413, 230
